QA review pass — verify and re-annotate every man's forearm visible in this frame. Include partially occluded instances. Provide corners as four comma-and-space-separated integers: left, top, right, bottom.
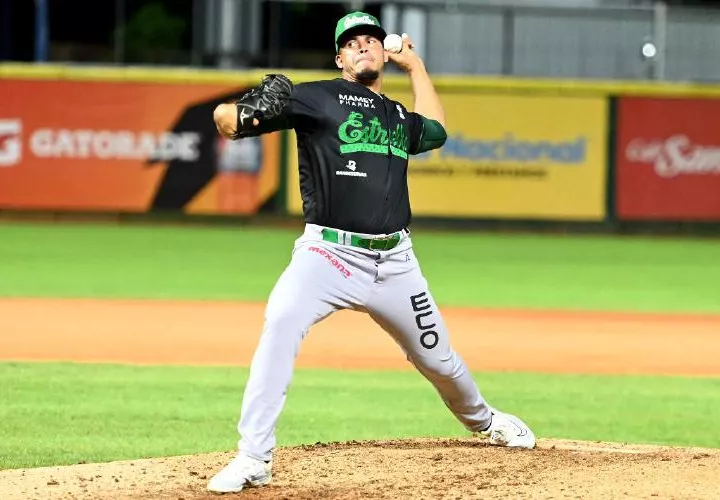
214, 102, 263, 139
409, 60, 445, 127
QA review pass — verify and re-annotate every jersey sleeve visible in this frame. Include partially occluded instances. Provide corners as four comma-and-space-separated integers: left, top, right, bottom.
407, 111, 448, 155
235, 84, 320, 137
240, 82, 323, 137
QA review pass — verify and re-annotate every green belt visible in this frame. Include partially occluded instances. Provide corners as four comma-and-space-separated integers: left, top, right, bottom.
321, 228, 402, 251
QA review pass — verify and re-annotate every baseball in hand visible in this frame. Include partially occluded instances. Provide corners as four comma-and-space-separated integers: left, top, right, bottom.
384, 34, 403, 53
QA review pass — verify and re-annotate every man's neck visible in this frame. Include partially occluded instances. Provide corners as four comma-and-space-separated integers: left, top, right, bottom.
342, 73, 383, 95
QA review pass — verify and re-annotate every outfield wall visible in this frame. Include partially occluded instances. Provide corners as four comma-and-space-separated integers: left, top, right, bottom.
1, 63, 720, 226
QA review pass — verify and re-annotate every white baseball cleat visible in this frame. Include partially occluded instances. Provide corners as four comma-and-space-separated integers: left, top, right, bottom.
207, 452, 272, 494
481, 408, 536, 449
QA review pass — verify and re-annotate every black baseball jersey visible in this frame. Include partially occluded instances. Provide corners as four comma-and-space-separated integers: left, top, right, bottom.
246, 78, 442, 234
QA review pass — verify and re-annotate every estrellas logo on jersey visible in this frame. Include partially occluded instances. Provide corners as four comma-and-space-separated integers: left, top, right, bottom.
338, 94, 376, 109
338, 112, 409, 159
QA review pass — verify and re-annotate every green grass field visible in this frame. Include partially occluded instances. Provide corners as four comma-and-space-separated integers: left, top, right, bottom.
1, 222, 719, 312
1, 222, 719, 470
2, 362, 719, 469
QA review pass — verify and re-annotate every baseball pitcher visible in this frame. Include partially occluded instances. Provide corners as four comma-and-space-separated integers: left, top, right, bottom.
208, 11, 536, 494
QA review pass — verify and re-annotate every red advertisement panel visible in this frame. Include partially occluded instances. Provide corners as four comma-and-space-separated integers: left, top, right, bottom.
616, 97, 720, 220
0, 79, 279, 214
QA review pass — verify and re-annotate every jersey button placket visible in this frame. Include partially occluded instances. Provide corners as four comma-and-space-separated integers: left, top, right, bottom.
381, 97, 392, 202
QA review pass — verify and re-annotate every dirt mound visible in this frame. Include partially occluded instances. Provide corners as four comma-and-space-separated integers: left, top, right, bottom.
2, 438, 719, 499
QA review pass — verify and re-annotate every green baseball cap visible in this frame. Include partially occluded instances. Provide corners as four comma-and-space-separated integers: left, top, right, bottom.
334, 11, 387, 52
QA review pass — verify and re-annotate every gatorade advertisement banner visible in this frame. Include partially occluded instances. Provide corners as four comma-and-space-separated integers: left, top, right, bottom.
0, 79, 280, 214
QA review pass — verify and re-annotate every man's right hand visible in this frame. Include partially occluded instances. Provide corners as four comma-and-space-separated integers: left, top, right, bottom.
386, 33, 423, 74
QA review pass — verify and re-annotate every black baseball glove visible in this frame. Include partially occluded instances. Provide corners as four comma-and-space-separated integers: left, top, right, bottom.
231, 74, 294, 139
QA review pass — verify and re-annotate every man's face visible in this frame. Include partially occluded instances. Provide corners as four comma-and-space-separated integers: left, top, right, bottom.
335, 34, 388, 83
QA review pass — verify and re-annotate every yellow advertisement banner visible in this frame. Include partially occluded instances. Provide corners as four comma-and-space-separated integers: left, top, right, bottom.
287, 93, 608, 220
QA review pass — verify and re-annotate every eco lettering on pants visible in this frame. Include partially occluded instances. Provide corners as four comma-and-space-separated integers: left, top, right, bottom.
410, 292, 439, 349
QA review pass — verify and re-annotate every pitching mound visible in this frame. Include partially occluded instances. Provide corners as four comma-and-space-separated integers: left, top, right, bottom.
2, 438, 719, 499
